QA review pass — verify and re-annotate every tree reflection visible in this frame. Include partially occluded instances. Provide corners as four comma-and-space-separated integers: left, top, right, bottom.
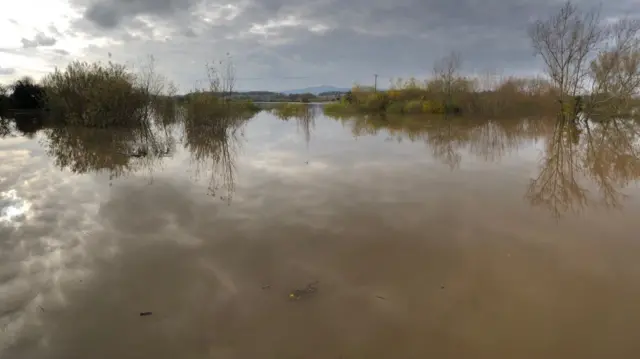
334, 114, 542, 169
328, 112, 640, 217
527, 113, 640, 216
293, 106, 317, 147
42, 122, 175, 183
183, 108, 250, 203
0, 117, 11, 138
526, 115, 588, 217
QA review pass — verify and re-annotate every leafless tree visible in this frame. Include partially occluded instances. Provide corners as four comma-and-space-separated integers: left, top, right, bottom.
222, 53, 236, 98
588, 18, 640, 110
205, 61, 222, 93
528, 1, 603, 106
204, 53, 236, 101
433, 51, 462, 106
137, 55, 168, 99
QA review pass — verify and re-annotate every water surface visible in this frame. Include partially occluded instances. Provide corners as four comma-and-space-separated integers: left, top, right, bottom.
2, 111, 640, 358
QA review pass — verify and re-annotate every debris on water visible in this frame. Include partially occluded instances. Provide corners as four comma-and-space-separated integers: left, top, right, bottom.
262, 285, 271, 290
38, 305, 45, 312
375, 295, 386, 300
305, 161, 309, 164
139, 312, 153, 316
440, 285, 445, 289
289, 281, 319, 300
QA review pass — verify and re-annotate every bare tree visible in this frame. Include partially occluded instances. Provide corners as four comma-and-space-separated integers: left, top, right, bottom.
589, 18, 640, 110
529, 1, 603, 107
433, 51, 462, 107
137, 54, 176, 102
204, 53, 236, 101
222, 52, 236, 98
205, 61, 222, 93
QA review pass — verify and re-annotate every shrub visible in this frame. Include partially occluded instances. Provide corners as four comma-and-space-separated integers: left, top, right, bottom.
403, 100, 424, 114
10, 77, 46, 110
271, 103, 309, 120
362, 92, 389, 112
386, 101, 405, 114
42, 61, 150, 127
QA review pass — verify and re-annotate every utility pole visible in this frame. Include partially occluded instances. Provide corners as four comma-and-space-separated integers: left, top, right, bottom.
374, 74, 378, 92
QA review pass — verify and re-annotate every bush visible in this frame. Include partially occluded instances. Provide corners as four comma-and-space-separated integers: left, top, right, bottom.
386, 101, 405, 114
43, 61, 150, 127
271, 103, 309, 120
403, 100, 424, 114
362, 92, 389, 112
10, 78, 46, 110
184, 92, 260, 124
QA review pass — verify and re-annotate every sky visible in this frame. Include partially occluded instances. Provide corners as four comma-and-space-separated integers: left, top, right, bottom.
0, 0, 638, 92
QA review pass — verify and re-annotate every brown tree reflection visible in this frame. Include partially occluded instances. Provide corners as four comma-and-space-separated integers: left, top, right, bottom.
335, 114, 542, 170
329, 112, 640, 217
42, 122, 175, 183
528, 114, 640, 216
525, 116, 588, 216
294, 107, 316, 148
183, 108, 249, 203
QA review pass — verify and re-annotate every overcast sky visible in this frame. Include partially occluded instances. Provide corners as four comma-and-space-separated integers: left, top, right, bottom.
1, 0, 638, 92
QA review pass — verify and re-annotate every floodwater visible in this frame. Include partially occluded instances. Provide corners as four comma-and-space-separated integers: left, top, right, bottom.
1, 110, 640, 358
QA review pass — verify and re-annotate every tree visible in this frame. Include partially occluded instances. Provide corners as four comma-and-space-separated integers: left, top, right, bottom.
205, 52, 236, 100
433, 52, 461, 96
10, 77, 46, 110
588, 18, 640, 111
0, 84, 9, 114
528, 1, 603, 108
433, 51, 463, 110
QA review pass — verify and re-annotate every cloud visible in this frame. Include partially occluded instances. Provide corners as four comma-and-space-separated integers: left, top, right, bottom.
52, 49, 70, 56
0, 67, 16, 76
21, 33, 57, 48
8, 0, 640, 91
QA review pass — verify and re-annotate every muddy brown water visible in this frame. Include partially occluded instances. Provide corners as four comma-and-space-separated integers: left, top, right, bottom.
1, 111, 640, 358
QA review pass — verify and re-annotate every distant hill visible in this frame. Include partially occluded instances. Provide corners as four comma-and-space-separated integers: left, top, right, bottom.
282, 85, 350, 95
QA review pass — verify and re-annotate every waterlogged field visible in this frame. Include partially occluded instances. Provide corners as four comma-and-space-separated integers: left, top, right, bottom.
2, 109, 640, 358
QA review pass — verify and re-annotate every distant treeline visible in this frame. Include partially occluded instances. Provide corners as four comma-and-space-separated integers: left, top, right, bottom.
175, 90, 343, 103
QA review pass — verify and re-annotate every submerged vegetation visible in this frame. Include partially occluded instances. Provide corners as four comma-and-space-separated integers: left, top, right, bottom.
269, 103, 313, 120
324, 73, 561, 117
330, 112, 640, 217
0, 54, 258, 129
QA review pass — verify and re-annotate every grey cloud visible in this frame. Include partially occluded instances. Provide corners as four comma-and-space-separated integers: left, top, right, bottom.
66, 0, 640, 91
0, 67, 16, 76
48, 25, 62, 37
53, 49, 70, 56
79, 0, 201, 29
21, 33, 57, 48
